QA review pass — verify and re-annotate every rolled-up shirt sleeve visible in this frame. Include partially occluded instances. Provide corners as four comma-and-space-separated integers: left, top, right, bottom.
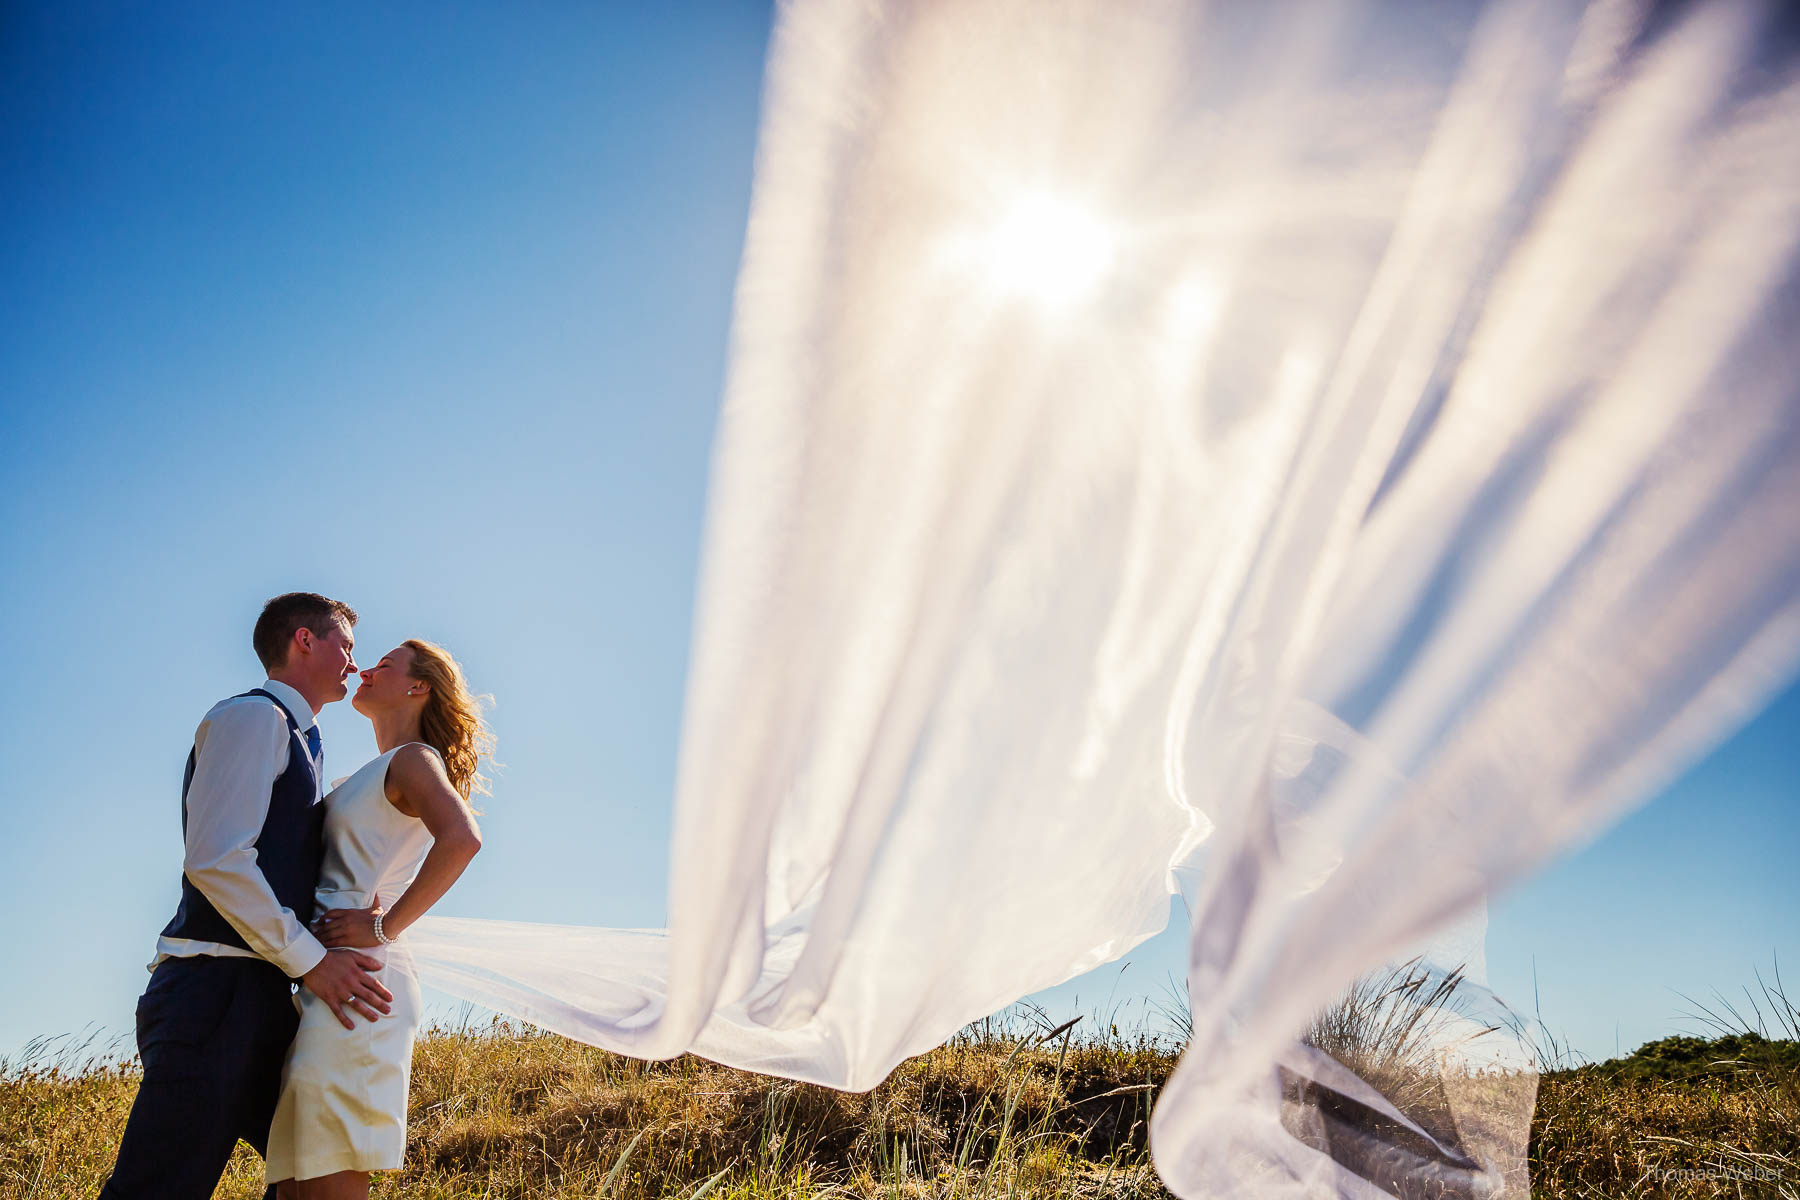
182, 699, 328, 978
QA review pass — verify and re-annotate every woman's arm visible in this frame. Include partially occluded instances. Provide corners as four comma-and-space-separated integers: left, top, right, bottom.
315, 745, 482, 948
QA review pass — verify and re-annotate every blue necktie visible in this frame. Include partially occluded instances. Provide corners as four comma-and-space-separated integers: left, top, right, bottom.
305, 725, 323, 781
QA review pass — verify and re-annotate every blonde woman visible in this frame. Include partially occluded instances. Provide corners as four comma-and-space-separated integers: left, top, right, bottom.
265, 640, 491, 1200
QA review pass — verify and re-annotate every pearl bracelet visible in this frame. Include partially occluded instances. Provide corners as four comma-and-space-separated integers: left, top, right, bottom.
373, 911, 395, 945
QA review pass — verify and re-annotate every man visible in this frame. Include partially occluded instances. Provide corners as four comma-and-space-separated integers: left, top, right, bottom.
101, 592, 396, 1200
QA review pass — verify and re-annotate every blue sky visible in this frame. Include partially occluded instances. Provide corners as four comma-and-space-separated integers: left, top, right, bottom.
3, 1, 1794, 1066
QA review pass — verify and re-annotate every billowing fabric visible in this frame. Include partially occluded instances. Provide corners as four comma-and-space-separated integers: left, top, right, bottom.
410, 0, 1800, 1195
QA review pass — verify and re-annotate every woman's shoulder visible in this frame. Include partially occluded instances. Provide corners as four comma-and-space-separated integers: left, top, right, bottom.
381, 742, 447, 804
387, 742, 445, 773
381, 744, 444, 791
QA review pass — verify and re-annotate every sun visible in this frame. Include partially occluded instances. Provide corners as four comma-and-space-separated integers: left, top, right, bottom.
958, 190, 1119, 311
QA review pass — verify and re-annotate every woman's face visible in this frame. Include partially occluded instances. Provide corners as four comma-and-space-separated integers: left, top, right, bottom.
351, 644, 420, 717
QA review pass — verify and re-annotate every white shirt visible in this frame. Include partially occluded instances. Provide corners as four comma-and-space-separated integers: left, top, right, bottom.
150, 678, 331, 979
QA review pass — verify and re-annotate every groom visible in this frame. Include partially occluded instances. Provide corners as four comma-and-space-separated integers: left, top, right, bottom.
100, 592, 396, 1200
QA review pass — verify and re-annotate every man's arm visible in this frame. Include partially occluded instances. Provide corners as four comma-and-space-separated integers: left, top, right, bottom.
181, 698, 328, 978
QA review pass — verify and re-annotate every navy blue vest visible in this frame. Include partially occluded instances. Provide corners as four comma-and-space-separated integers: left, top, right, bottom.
160, 689, 325, 971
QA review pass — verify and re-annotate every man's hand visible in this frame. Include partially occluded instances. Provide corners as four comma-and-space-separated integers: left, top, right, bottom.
301, 948, 394, 1030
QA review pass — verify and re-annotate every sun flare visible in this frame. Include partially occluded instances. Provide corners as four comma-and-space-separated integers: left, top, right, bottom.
959, 191, 1119, 311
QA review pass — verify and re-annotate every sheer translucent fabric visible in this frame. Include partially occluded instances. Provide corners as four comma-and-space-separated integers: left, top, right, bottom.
409, 1, 1800, 1194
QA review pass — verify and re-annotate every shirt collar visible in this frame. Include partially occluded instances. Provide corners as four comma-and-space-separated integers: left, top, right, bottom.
259, 679, 319, 732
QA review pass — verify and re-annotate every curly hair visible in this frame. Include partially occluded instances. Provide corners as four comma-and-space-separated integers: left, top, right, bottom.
401, 639, 495, 801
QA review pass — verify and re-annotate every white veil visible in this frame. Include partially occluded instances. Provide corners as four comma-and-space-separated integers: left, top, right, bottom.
409, 0, 1800, 1194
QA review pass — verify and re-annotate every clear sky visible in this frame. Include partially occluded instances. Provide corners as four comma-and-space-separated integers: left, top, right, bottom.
3, 1, 1794, 1066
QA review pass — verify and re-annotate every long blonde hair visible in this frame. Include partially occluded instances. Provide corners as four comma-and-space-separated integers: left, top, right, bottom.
402, 639, 495, 801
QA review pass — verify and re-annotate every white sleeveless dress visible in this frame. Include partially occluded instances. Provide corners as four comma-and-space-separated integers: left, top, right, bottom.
264, 745, 436, 1182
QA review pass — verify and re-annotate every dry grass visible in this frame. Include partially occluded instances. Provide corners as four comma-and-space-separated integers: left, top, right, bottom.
391, 1012, 1175, 1199
3, 980, 1794, 1199
1290, 958, 1799, 1198
1529, 962, 1800, 1199
1530, 1055, 1797, 1198
0, 1013, 1174, 1200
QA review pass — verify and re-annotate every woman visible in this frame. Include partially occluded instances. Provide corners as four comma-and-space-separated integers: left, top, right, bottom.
266, 639, 492, 1200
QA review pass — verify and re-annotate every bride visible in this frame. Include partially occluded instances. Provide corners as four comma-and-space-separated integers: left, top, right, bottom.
266, 639, 492, 1200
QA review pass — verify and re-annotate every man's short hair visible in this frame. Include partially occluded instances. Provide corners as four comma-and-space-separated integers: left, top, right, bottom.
253, 592, 358, 671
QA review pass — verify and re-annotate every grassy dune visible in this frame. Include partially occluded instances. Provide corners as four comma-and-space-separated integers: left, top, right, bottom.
4, 1013, 1795, 1200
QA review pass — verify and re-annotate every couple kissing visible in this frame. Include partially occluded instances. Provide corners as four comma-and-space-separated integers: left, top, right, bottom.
100, 592, 492, 1200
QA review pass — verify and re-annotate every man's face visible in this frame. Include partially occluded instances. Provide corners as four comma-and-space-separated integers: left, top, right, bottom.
305, 620, 358, 702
